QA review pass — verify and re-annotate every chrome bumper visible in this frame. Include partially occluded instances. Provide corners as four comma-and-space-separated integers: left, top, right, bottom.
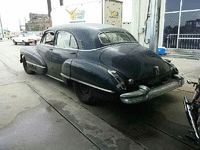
120, 75, 184, 104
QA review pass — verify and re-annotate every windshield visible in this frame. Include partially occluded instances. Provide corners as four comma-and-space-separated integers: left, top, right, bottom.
99, 32, 137, 45
25, 33, 37, 37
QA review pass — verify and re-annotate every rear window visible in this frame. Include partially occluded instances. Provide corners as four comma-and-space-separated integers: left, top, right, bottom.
99, 32, 137, 45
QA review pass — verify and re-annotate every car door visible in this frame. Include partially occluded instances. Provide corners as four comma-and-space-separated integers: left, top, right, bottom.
15, 34, 25, 42
37, 31, 55, 76
51, 31, 78, 79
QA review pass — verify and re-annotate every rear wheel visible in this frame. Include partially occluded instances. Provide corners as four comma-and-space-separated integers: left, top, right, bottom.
73, 82, 94, 104
22, 57, 35, 74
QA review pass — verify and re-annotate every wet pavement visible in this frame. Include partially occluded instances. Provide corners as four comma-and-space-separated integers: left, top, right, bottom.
0, 97, 98, 150
1, 39, 200, 149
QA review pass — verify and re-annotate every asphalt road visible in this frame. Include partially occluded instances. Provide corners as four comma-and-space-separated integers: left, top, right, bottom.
0, 39, 199, 150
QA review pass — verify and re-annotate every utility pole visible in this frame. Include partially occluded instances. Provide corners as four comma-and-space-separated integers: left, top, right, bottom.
19, 19, 21, 31
148, 0, 160, 53
47, 0, 52, 18
60, 0, 63, 6
0, 14, 4, 37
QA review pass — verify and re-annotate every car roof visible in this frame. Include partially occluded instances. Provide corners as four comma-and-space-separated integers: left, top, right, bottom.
47, 23, 123, 32
45, 23, 130, 50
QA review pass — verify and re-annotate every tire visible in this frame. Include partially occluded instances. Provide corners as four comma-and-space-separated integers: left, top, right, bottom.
22, 41, 26, 46
22, 57, 35, 74
73, 82, 94, 104
22, 41, 29, 46
13, 40, 17, 45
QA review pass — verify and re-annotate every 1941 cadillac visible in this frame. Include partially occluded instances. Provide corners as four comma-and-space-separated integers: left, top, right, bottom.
20, 23, 184, 105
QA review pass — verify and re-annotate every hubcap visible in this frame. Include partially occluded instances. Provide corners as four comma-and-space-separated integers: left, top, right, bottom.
80, 84, 89, 94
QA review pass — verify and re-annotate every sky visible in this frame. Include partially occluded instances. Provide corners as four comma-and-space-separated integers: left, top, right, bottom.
0, 0, 131, 32
0, 0, 60, 31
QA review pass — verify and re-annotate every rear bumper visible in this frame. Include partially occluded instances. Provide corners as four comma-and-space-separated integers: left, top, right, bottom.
120, 74, 184, 104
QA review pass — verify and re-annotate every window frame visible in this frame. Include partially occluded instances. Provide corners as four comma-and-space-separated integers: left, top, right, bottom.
41, 31, 55, 46
54, 30, 78, 49
162, 0, 200, 48
98, 31, 137, 45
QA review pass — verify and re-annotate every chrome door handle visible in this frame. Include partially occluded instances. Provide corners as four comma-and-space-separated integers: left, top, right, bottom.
70, 52, 77, 54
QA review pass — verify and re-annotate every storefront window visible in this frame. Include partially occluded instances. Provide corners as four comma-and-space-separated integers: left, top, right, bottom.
180, 11, 200, 34
182, 0, 200, 11
163, 13, 179, 47
163, 0, 200, 48
165, 0, 180, 12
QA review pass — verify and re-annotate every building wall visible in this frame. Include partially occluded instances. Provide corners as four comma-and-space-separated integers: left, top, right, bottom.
126, 0, 158, 48
26, 13, 52, 31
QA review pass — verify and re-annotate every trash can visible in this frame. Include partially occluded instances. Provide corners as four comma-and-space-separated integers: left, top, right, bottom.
157, 47, 165, 55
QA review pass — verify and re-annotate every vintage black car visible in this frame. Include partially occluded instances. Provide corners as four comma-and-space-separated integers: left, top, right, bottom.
20, 23, 184, 104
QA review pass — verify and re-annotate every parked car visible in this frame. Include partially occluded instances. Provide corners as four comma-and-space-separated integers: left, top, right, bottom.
20, 23, 184, 105
13, 32, 41, 45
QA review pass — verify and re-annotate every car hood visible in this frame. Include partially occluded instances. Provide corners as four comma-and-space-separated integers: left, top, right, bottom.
24, 36, 41, 39
100, 43, 171, 80
14, 36, 41, 40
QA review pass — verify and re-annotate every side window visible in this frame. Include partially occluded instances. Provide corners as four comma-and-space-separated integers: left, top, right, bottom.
70, 35, 77, 49
18, 34, 24, 37
57, 32, 70, 48
56, 31, 77, 49
41, 32, 55, 45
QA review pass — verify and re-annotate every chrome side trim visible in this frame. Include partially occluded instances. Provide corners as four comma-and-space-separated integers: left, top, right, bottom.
60, 73, 114, 93
71, 77, 115, 93
46, 74, 64, 83
26, 61, 46, 69
60, 73, 70, 79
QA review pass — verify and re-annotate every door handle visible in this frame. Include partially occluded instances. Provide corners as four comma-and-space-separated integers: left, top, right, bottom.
70, 52, 77, 54
49, 48, 53, 51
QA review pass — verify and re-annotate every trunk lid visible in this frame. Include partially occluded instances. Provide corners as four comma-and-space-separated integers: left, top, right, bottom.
100, 43, 171, 81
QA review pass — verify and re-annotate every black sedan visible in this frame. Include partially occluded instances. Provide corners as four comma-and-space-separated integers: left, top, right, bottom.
20, 23, 184, 105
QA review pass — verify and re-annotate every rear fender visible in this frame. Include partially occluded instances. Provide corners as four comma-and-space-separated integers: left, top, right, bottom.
62, 59, 123, 93
20, 48, 47, 74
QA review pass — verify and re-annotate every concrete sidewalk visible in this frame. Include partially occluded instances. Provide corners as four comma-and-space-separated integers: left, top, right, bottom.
163, 48, 200, 60
0, 77, 144, 150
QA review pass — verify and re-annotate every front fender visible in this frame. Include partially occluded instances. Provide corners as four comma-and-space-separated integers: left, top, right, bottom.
20, 47, 47, 74
62, 59, 124, 93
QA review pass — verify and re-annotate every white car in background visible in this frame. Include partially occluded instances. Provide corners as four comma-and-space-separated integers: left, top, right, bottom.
13, 32, 41, 45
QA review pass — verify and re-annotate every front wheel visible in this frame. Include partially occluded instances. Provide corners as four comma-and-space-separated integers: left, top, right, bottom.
22, 41, 29, 46
13, 40, 17, 45
22, 57, 35, 74
73, 82, 94, 105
